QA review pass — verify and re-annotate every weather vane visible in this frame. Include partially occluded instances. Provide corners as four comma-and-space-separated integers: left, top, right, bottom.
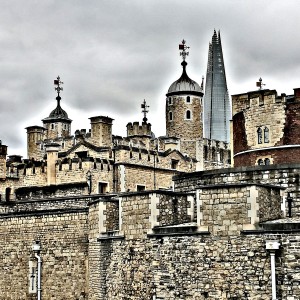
256, 77, 266, 90
141, 99, 149, 124
54, 76, 64, 99
179, 39, 189, 61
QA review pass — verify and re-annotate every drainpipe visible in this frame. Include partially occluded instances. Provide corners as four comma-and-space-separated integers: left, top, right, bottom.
32, 241, 42, 300
266, 240, 280, 300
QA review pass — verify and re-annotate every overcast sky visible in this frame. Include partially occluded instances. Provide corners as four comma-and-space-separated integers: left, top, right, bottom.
0, 0, 299, 157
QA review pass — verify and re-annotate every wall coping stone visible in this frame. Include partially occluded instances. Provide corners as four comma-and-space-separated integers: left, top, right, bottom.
118, 189, 194, 198
173, 163, 300, 180
241, 229, 300, 235
147, 231, 210, 238
0, 207, 88, 218
196, 183, 285, 190
97, 235, 125, 241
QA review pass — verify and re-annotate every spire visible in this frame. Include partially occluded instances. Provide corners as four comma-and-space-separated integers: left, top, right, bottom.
212, 29, 218, 44
203, 30, 231, 142
141, 99, 149, 124
201, 76, 204, 91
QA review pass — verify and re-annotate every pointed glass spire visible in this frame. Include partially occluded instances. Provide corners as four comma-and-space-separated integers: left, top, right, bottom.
203, 30, 231, 142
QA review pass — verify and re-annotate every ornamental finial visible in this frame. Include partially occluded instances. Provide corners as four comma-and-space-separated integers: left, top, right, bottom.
141, 99, 149, 124
256, 77, 266, 90
179, 39, 189, 62
54, 76, 64, 100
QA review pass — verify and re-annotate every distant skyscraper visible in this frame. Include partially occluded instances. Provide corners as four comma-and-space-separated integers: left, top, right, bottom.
203, 30, 231, 142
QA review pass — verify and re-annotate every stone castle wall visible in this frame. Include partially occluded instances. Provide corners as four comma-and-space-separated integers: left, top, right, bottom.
0, 198, 89, 300
0, 184, 300, 299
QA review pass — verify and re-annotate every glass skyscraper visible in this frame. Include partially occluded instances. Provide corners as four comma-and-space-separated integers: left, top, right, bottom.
203, 30, 231, 142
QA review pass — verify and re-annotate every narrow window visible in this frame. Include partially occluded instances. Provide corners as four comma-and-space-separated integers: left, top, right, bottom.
5, 187, 11, 202
137, 185, 145, 192
264, 127, 269, 143
168, 97, 173, 105
186, 110, 191, 120
186, 96, 191, 103
171, 159, 179, 170
204, 146, 208, 160
51, 124, 54, 130
212, 148, 216, 161
219, 149, 224, 162
169, 111, 173, 121
257, 127, 262, 144
98, 182, 108, 193
265, 158, 270, 165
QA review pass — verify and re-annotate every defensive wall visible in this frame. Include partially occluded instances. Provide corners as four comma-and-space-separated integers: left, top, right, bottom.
1, 166, 300, 299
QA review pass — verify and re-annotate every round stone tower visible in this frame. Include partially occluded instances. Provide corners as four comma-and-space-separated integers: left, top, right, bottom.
166, 40, 203, 141
42, 76, 72, 140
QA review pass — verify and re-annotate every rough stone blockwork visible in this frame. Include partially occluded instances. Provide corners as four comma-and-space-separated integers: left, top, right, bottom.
0, 207, 89, 300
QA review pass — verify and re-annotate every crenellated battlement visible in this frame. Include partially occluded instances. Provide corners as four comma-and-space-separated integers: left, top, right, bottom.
126, 121, 152, 137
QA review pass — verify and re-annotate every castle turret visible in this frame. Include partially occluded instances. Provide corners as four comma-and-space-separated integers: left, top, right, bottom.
89, 116, 113, 147
166, 40, 203, 141
126, 100, 153, 148
0, 141, 7, 179
26, 126, 46, 160
42, 76, 72, 140
166, 40, 203, 163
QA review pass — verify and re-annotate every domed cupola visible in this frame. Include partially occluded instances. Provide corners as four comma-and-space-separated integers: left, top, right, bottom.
167, 60, 203, 96
42, 76, 72, 139
48, 97, 69, 119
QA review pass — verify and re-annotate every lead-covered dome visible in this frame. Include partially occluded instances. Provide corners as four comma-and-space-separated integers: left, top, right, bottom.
49, 96, 69, 118
167, 61, 203, 96
42, 96, 72, 123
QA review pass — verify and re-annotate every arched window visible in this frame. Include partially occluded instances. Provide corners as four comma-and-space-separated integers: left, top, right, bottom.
264, 127, 269, 143
186, 96, 191, 103
265, 158, 270, 165
257, 127, 262, 144
169, 111, 173, 121
51, 124, 54, 130
186, 110, 191, 120
258, 159, 264, 165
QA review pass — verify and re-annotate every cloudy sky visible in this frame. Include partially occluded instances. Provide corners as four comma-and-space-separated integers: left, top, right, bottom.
0, 0, 299, 157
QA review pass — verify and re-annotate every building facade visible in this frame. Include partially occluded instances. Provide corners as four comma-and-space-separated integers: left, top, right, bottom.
232, 87, 300, 167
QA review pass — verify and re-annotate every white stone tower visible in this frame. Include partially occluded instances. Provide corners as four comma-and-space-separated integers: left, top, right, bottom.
166, 40, 204, 160
42, 76, 72, 140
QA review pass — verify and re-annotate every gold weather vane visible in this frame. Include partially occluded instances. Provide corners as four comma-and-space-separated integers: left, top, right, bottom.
54, 76, 64, 98
141, 99, 149, 124
179, 39, 189, 61
256, 77, 266, 90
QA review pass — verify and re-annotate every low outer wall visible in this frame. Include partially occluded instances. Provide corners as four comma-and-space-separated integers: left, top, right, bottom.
92, 233, 300, 299
0, 200, 89, 300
